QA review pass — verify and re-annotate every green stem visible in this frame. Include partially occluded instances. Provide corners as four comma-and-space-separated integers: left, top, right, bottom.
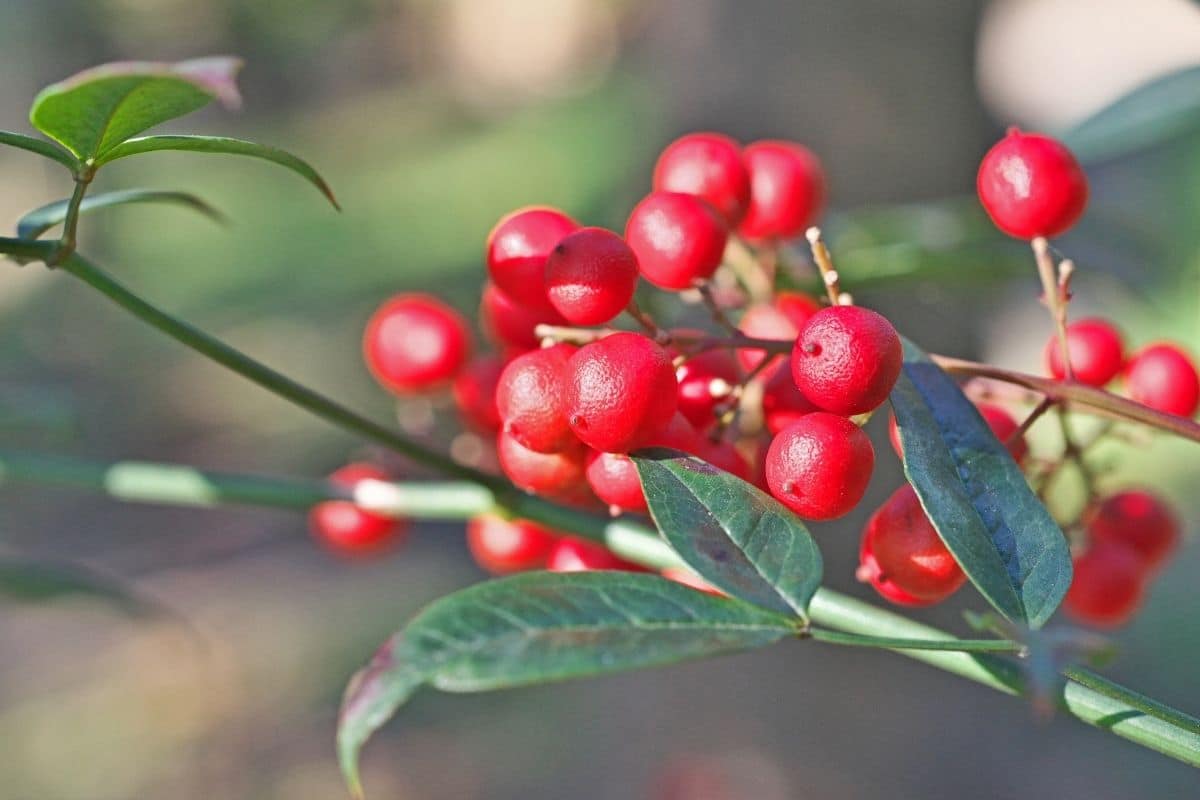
806, 627, 1024, 654
0, 237, 57, 261
58, 172, 93, 256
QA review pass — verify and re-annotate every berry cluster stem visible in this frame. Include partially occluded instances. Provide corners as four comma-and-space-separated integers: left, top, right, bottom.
1033, 237, 1075, 381
806, 226, 849, 305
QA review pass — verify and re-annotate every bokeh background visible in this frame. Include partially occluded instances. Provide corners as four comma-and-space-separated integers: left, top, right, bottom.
1, 0, 1199, 797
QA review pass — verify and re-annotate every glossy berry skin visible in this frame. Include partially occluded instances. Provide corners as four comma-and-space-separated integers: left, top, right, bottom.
497, 430, 587, 497
858, 484, 965, 605
792, 305, 902, 416
309, 464, 406, 556
1125, 343, 1200, 417
652, 132, 751, 225
889, 403, 1027, 464
1063, 543, 1146, 628
737, 140, 825, 241
466, 514, 559, 574
625, 191, 728, 290
675, 349, 741, 430
566, 333, 679, 452
452, 355, 505, 432
496, 343, 577, 453
547, 537, 644, 573
735, 292, 820, 374
762, 365, 820, 435
544, 227, 640, 325
765, 412, 875, 520
480, 282, 567, 352
363, 294, 471, 394
585, 413, 702, 513
1086, 490, 1180, 570
977, 129, 1088, 239
486, 207, 579, 309
1045, 318, 1124, 386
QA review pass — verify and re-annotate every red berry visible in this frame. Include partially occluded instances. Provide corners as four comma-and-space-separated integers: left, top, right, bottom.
652, 132, 751, 225
486, 207, 579, 309
547, 537, 644, 572
858, 484, 965, 605
309, 463, 406, 556
977, 129, 1088, 239
480, 282, 567, 352
888, 403, 1027, 463
453, 355, 505, 432
497, 430, 587, 496
363, 294, 471, 394
761, 364, 820, 434
661, 566, 725, 596
737, 140, 825, 242
1063, 542, 1146, 628
496, 343, 578, 453
566, 333, 679, 452
736, 292, 819, 374
1044, 318, 1124, 386
775, 291, 823, 328
675, 349, 741, 430
791, 306, 902, 416
466, 514, 559, 574
765, 413, 875, 520
544, 227, 640, 325
696, 437, 753, 482
1125, 343, 1200, 417
1086, 490, 1180, 571
585, 413, 703, 513
625, 191, 728, 290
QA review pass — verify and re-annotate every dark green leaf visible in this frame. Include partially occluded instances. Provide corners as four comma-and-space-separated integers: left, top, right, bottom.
29, 57, 242, 162
1064, 65, 1200, 162
890, 338, 1072, 628
97, 135, 340, 209
633, 449, 822, 619
17, 189, 226, 240
0, 130, 79, 171
0, 558, 166, 618
338, 571, 795, 797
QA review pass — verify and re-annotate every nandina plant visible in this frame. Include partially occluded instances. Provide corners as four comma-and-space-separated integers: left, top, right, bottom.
1, 59, 1199, 798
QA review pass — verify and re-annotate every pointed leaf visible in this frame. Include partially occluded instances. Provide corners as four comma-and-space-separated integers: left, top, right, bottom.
97, 134, 339, 208
890, 338, 1072, 628
633, 449, 822, 619
338, 571, 795, 796
29, 57, 242, 162
17, 189, 226, 240
0, 130, 79, 171
0, 558, 167, 619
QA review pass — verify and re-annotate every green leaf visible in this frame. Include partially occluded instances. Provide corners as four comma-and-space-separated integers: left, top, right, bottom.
0, 558, 166, 618
1064, 65, 1200, 162
338, 571, 795, 797
17, 189, 226, 240
97, 135, 340, 209
0, 130, 79, 171
633, 449, 822, 619
29, 57, 242, 162
889, 338, 1072, 628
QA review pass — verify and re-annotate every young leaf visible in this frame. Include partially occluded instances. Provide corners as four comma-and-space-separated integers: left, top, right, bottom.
890, 338, 1072, 629
29, 57, 242, 163
338, 571, 796, 797
633, 449, 822, 619
97, 135, 340, 209
0, 558, 167, 619
0, 130, 79, 171
17, 189, 226, 240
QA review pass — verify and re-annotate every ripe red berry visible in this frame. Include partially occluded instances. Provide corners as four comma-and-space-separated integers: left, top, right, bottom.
652, 132, 751, 225
977, 129, 1088, 239
791, 306, 902, 416
890, 404, 1027, 463
585, 413, 703, 513
1125, 343, 1200, 418
1086, 490, 1180, 571
696, 437, 753, 482
1044, 318, 1124, 386
496, 343, 578, 453
309, 463, 406, 556
480, 282, 567, 352
547, 537, 644, 573
544, 227, 640, 325
661, 566, 725, 596
363, 294, 471, 394
466, 514, 559, 574
765, 412, 875, 520
858, 484, 965, 605
761, 364, 820, 434
775, 291, 823, 328
453, 355, 505, 432
736, 292, 820, 374
497, 430, 587, 496
486, 206, 579, 309
1063, 542, 1146, 628
737, 140, 825, 242
566, 333, 679, 452
675, 349, 741, 430
625, 191, 728, 290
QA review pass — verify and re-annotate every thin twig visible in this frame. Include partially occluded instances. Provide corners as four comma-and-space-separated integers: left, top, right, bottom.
1033, 237, 1074, 380
806, 226, 848, 305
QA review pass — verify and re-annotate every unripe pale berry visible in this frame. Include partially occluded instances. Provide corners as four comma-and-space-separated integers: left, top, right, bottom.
625, 191, 728, 290
737, 140, 825, 241
1044, 318, 1124, 386
765, 412, 875, 520
977, 129, 1088, 239
792, 305, 903, 416
453, 354, 505, 432
1086, 490, 1180, 571
1125, 343, 1200, 418
566, 332, 679, 452
309, 463, 407, 556
857, 484, 965, 605
585, 413, 703, 513
496, 343, 578, 453
889, 403, 1027, 464
544, 227, 640, 325
363, 294, 471, 393
480, 282, 567, 352
652, 132, 751, 225
761, 365, 819, 435
675, 349, 741, 430
467, 514, 559, 574
486, 206, 579, 309
547, 537, 644, 573
497, 430, 587, 497
1063, 542, 1146, 628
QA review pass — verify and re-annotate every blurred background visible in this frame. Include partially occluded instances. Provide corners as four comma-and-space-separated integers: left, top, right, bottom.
1, 0, 1199, 797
